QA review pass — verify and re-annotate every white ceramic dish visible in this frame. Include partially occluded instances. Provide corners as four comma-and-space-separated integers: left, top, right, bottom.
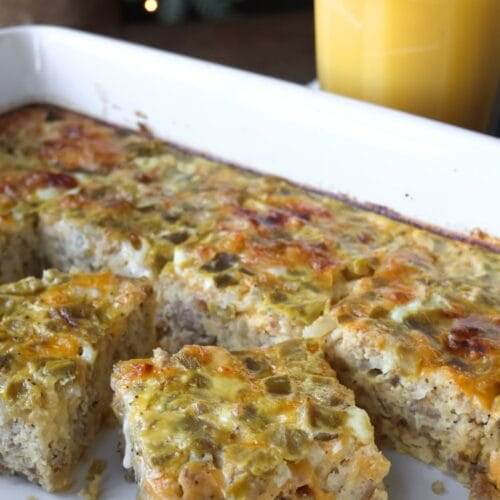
0, 25, 497, 499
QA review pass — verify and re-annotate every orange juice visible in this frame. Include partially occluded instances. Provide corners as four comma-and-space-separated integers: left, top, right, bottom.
315, 0, 500, 131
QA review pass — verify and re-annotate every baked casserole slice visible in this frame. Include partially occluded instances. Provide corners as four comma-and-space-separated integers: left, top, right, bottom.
111, 339, 389, 499
320, 240, 500, 491
0, 269, 155, 491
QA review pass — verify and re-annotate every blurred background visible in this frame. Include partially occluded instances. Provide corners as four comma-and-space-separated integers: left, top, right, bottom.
0, 0, 316, 84
0, 0, 498, 135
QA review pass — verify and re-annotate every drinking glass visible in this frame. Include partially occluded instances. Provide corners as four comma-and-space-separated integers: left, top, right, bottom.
315, 0, 500, 132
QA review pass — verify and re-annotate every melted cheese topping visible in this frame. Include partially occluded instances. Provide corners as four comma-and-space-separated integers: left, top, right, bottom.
112, 341, 380, 498
1, 105, 499, 409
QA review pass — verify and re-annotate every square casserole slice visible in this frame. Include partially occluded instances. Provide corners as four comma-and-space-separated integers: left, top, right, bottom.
320, 242, 500, 492
111, 339, 389, 499
0, 269, 156, 491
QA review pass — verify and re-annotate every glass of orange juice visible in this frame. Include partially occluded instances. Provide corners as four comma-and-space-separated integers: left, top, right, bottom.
315, 0, 500, 132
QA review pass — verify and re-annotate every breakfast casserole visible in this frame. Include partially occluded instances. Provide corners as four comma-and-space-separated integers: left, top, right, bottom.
111, 340, 389, 499
0, 269, 155, 491
0, 104, 498, 495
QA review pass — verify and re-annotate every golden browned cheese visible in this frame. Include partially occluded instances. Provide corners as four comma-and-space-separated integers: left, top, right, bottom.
325, 239, 499, 408
0, 105, 498, 411
0, 106, 129, 173
112, 341, 389, 499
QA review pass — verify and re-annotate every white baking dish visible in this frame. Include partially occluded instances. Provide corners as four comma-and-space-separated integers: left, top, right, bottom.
0, 25, 497, 499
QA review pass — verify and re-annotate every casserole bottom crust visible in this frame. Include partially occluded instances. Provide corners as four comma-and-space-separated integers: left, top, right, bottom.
0, 271, 156, 491
112, 342, 390, 500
